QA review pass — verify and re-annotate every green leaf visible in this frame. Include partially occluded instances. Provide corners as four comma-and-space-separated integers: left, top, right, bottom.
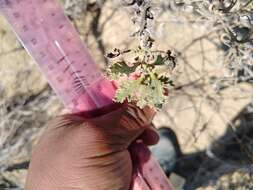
109, 61, 138, 75
154, 55, 165, 65
114, 79, 141, 103
150, 73, 167, 106
107, 47, 174, 110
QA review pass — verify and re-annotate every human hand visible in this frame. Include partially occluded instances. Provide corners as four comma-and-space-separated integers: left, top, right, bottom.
25, 103, 158, 190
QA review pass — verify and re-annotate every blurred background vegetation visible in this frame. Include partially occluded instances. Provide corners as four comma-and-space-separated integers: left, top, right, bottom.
0, 0, 252, 189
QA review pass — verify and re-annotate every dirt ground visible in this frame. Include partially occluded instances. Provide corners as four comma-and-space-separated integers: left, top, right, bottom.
0, 1, 253, 189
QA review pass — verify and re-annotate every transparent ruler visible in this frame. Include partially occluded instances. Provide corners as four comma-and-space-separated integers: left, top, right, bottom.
0, 0, 115, 113
0, 0, 173, 189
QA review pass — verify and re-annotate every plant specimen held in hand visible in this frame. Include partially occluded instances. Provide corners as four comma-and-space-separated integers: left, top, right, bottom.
106, 0, 177, 110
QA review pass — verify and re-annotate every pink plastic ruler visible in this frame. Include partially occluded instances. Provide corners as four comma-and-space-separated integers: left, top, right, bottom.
0, 0, 173, 189
1, 0, 115, 113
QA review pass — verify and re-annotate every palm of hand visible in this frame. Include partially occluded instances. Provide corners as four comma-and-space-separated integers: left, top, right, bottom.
25, 104, 156, 190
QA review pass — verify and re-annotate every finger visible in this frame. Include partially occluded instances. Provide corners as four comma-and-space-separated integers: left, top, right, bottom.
90, 103, 155, 126
46, 103, 156, 154
138, 128, 159, 146
86, 103, 156, 145
126, 103, 156, 127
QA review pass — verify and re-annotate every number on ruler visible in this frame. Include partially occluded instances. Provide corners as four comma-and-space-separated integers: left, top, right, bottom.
0, 0, 12, 7
56, 76, 63, 83
22, 25, 29, 32
58, 25, 64, 29
39, 51, 46, 58
65, 88, 71, 94
91, 74, 95, 79
72, 99, 78, 106
13, 12, 20, 18
31, 38, 37, 45
48, 64, 54, 70
95, 73, 101, 78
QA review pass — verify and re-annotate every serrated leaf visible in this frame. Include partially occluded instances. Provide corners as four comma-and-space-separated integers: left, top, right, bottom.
150, 73, 167, 106
109, 61, 138, 75
107, 47, 175, 110
114, 79, 141, 103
